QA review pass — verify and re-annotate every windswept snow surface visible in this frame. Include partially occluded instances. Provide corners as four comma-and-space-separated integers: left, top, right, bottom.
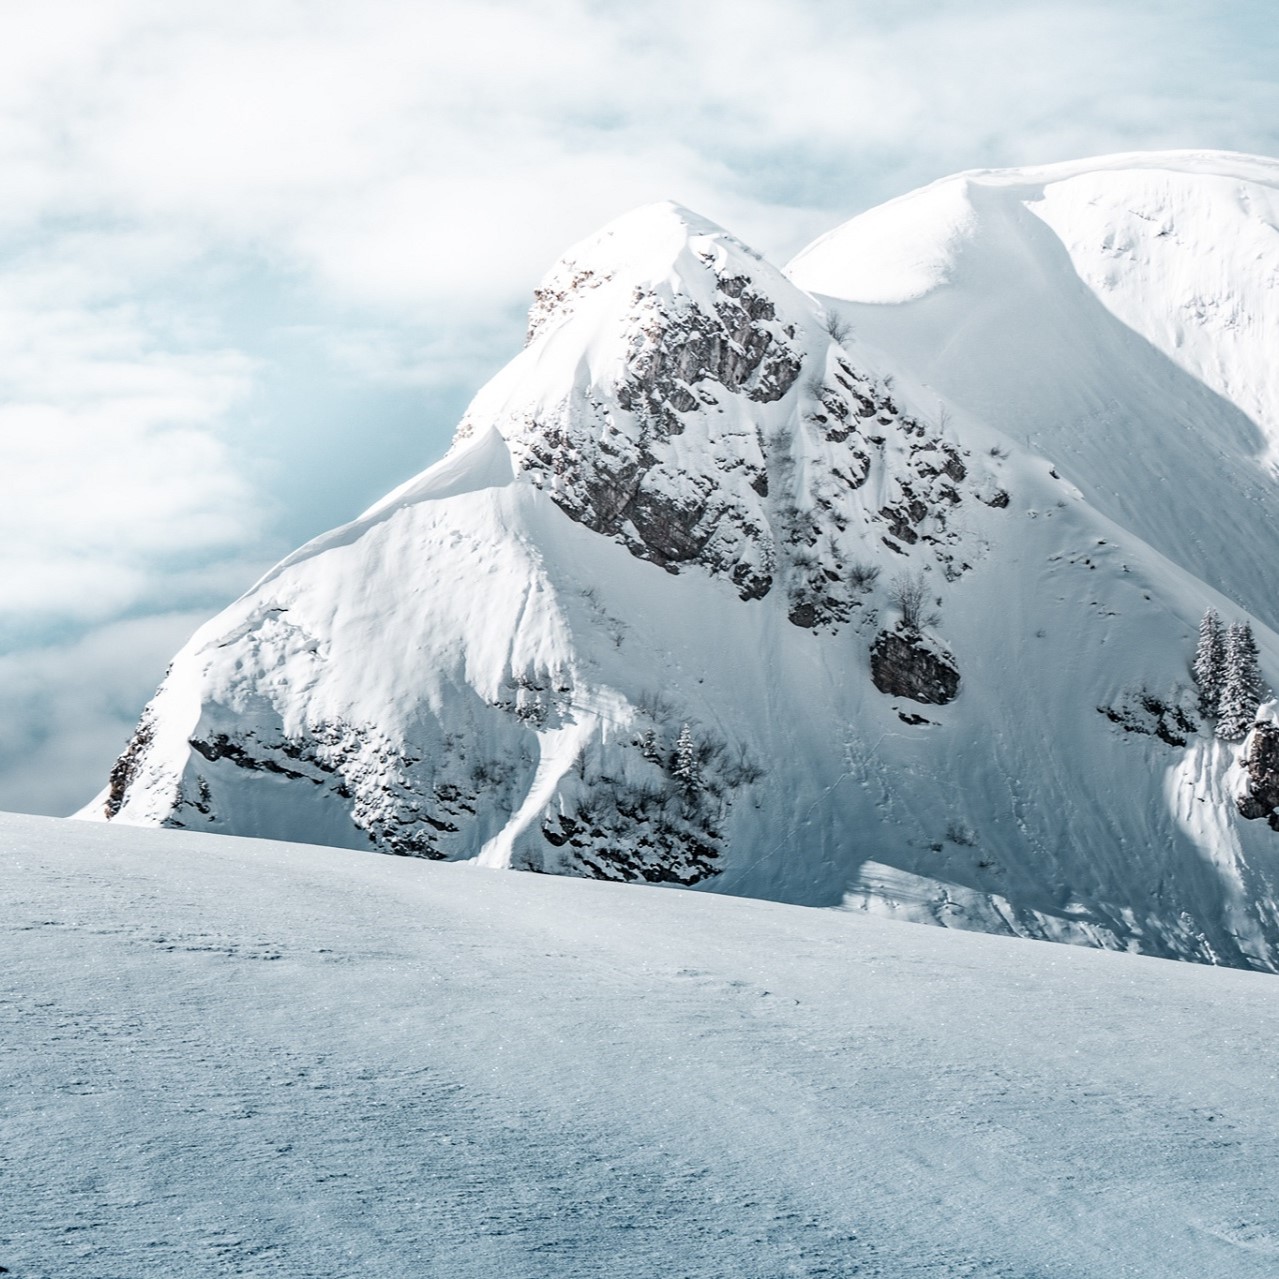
6, 812, 1279, 1279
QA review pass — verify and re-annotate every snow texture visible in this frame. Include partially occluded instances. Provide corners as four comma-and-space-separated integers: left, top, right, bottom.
6, 812, 1279, 1278
83, 157, 1279, 969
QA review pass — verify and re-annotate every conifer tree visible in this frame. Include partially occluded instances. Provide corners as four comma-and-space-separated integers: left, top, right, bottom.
638, 728, 661, 764
1217, 621, 1265, 742
1192, 608, 1226, 718
673, 723, 699, 793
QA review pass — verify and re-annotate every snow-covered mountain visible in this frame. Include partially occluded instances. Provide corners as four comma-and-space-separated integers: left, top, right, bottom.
84, 153, 1279, 970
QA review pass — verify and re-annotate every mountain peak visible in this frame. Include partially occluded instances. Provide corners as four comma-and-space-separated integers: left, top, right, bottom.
786, 151, 1279, 635
589, 198, 729, 243
524, 200, 764, 346
451, 198, 983, 623
787, 150, 1279, 306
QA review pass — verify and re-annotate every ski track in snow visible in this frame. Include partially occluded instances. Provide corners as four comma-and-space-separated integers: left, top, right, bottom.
5, 813, 1279, 1278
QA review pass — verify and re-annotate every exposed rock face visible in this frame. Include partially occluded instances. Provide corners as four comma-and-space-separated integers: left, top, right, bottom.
1237, 722, 1279, 829
526, 266, 612, 345
1098, 690, 1198, 748
870, 628, 960, 705
529, 710, 754, 885
617, 272, 804, 417
105, 712, 155, 818
537, 723, 730, 886
162, 683, 736, 882
473, 204, 1000, 628
510, 263, 805, 602
177, 721, 511, 859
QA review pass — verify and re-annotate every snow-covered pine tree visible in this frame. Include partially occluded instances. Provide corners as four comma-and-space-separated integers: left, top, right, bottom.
673, 723, 699, 794
638, 728, 661, 764
1217, 621, 1266, 741
1192, 608, 1226, 718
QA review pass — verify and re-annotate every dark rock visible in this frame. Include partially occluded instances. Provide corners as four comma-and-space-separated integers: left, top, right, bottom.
984, 489, 1010, 509
941, 447, 967, 481
1097, 693, 1196, 747
666, 384, 699, 413
625, 488, 712, 563
820, 391, 850, 421
106, 712, 155, 817
189, 733, 314, 781
870, 629, 960, 704
880, 506, 920, 544
542, 814, 580, 847
1237, 722, 1279, 830
522, 272, 807, 601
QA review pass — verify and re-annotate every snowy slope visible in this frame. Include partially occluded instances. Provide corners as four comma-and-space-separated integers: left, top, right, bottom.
7, 812, 1279, 1279
788, 150, 1279, 631
84, 173, 1279, 969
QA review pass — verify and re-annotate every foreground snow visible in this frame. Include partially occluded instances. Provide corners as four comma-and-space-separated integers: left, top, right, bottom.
5, 812, 1279, 1278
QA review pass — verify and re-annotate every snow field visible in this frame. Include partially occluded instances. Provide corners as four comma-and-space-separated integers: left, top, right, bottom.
5, 812, 1279, 1277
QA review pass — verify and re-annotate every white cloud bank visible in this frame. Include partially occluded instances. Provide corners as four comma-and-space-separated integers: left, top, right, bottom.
3, 0, 1277, 814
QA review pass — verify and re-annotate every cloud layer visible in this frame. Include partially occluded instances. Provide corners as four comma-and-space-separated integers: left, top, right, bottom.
4, 0, 1278, 814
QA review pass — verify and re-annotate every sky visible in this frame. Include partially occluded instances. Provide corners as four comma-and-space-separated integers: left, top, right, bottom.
3, 0, 1279, 817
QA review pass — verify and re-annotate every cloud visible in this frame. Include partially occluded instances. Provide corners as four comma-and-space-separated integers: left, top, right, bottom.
7, 3, 1277, 306
0, 254, 261, 632
2, 0, 1277, 814
0, 610, 212, 817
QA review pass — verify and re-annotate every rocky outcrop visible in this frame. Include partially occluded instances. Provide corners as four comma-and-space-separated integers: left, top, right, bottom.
502, 212, 1002, 629
170, 720, 530, 861
532, 719, 760, 885
526, 266, 612, 344
105, 711, 156, 818
513, 264, 803, 602
617, 272, 804, 421
540, 788, 722, 886
1237, 722, 1279, 830
1098, 690, 1197, 748
870, 628, 960, 704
